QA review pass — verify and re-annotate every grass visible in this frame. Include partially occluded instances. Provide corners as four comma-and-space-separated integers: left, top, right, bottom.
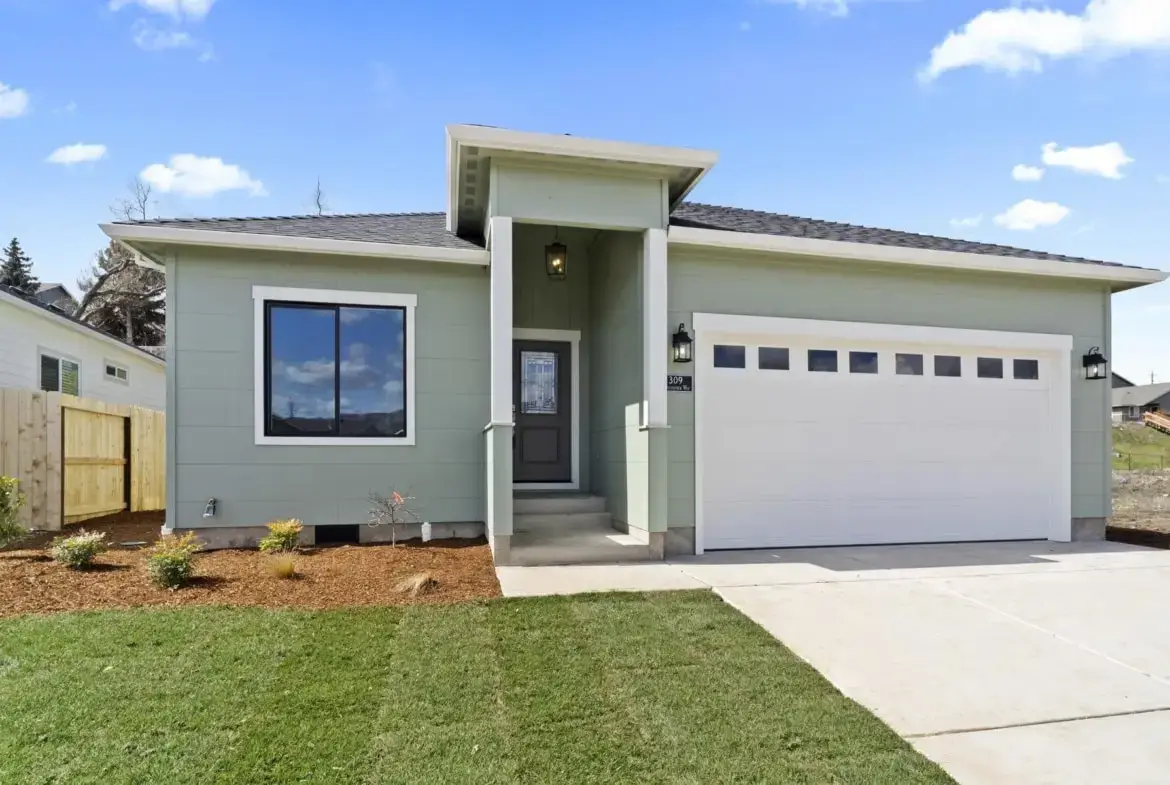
0, 592, 955, 785
1113, 422, 1170, 470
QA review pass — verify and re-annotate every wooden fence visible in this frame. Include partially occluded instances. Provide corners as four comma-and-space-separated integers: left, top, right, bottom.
0, 389, 165, 531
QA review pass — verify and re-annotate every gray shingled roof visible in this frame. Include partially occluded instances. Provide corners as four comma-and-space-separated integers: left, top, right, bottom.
119, 212, 483, 251
122, 204, 1134, 269
1113, 383, 1170, 408
670, 203, 1127, 268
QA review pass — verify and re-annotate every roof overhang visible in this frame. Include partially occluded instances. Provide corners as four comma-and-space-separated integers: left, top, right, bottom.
0, 287, 166, 365
446, 124, 718, 236
669, 225, 1168, 291
101, 223, 490, 270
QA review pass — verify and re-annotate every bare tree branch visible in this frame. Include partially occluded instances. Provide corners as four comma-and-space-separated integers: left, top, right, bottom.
111, 178, 154, 222
312, 178, 328, 216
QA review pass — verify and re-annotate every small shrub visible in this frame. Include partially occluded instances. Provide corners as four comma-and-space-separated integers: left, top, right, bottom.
394, 572, 439, 598
146, 532, 201, 589
268, 555, 297, 580
258, 519, 303, 553
0, 476, 28, 549
48, 530, 108, 568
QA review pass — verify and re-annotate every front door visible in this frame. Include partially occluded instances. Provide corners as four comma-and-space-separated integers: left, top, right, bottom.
513, 339, 572, 483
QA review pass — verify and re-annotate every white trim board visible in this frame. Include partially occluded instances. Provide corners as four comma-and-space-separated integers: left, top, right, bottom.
103, 223, 489, 268
251, 285, 417, 446
692, 313, 1074, 555
670, 225, 1167, 291
512, 328, 581, 491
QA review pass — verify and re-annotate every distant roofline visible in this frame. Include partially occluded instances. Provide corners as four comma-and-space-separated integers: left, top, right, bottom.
0, 285, 166, 364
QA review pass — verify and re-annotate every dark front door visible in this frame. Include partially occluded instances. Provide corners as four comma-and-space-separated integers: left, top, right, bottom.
514, 339, 572, 483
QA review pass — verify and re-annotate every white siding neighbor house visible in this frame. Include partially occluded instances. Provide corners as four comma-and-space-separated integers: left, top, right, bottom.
0, 284, 165, 410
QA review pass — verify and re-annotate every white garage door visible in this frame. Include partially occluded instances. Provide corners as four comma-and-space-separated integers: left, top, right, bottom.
696, 315, 1071, 551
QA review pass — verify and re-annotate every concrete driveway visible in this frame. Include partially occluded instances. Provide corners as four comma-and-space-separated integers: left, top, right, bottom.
496, 540, 1170, 785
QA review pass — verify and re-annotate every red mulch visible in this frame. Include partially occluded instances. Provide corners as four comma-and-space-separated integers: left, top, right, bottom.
0, 511, 502, 618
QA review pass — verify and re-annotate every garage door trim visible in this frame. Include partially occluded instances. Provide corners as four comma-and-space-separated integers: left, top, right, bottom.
692, 313, 1074, 555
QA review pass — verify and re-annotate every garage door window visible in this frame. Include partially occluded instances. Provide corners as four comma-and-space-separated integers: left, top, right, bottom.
808, 350, 838, 373
896, 353, 924, 376
849, 351, 879, 374
714, 345, 746, 369
1014, 359, 1040, 380
934, 355, 962, 377
977, 357, 1004, 379
758, 347, 790, 371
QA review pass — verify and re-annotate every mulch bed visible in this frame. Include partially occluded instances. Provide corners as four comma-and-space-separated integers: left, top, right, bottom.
0, 510, 501, 618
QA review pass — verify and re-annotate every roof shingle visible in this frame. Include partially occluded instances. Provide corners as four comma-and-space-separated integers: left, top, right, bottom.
121, 204, 1138, 270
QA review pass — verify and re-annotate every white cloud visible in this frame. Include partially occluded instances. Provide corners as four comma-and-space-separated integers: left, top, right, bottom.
140, 154, 267, 197
47, 144, 108, 165
1012, 164, 1045, 181
994, 199, 1071, 230
133, 24, 193, 50
921, 0, 1170, 81
110, 0, 216, 20
0, 82, 30, 119
768, 0, 919, 16
949, 215, 984, 228
1042, 141, 1133, 178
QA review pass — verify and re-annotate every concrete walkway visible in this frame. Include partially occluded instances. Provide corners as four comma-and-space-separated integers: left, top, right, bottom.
496, 540, 1170, 785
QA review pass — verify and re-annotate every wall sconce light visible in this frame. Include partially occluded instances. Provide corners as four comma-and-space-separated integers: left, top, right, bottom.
545, 235, 567, 280
1083, 347, 1108, 381
672, 323, 693, 363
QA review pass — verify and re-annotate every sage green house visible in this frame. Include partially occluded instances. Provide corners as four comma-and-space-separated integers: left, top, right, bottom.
102, 124, 1166, 565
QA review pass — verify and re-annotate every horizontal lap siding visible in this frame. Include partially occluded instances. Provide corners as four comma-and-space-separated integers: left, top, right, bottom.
667, 248, 1111, 530
172, 248, 490, 530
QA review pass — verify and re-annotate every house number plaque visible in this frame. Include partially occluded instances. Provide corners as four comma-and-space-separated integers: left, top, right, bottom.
667, 375, 692, 392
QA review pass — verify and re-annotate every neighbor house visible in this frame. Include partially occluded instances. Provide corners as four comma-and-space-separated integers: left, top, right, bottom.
34, 282, 78, 314
1112, 383, 1170, 422
101, 124, 1167, 564
0, 283, 166, 410
1112, 372, 1135, 389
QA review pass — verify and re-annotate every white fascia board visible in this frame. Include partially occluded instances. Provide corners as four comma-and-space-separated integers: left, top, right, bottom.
447, 124, 718, 172
0, 288, 166, 366
669, 225, 1168, 290
101, 223, 489, 266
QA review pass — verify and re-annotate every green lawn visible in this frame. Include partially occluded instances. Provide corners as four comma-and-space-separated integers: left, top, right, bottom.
0, 592, 954, 784
1113, 422, 1170, 470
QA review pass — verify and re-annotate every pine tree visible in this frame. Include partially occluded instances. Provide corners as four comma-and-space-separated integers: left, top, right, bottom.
0, 238, 38, 294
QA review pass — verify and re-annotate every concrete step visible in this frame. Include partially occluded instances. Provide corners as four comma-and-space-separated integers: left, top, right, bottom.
509, 527, 657, 567
513, 494, 607, 515
513, 511, 613, 533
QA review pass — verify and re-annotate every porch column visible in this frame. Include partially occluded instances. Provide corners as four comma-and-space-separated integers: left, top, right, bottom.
642, 227, 669, 554
486, 216, 514, 561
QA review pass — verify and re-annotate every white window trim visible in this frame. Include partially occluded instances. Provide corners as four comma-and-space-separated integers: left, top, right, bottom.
104, 359, 130, 385
512, 328, 581, 491
37, 348, 82, 396
252, 285, 417, 446
691, 314, 1074, 555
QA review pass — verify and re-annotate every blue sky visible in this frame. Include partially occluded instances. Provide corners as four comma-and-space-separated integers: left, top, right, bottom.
1, 0, 1169, 379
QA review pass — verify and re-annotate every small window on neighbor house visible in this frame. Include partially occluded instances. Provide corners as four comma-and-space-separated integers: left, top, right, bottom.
850, 351, 879, 374
977, 357, 1004, 379
758, 347, 790, 371
105, 363, 129, 383
934, 355, 962, 378
39, 353, 79, 396
1014, 359, 1040, 380
714, 345, 746, 369
808, 350, 838, 373
896, 354, 924, 376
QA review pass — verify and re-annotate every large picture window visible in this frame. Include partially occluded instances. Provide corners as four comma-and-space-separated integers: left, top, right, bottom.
254, 287, 416, 445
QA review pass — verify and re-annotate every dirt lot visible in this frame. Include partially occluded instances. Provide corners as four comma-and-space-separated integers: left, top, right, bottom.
0, 511, 501, 618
